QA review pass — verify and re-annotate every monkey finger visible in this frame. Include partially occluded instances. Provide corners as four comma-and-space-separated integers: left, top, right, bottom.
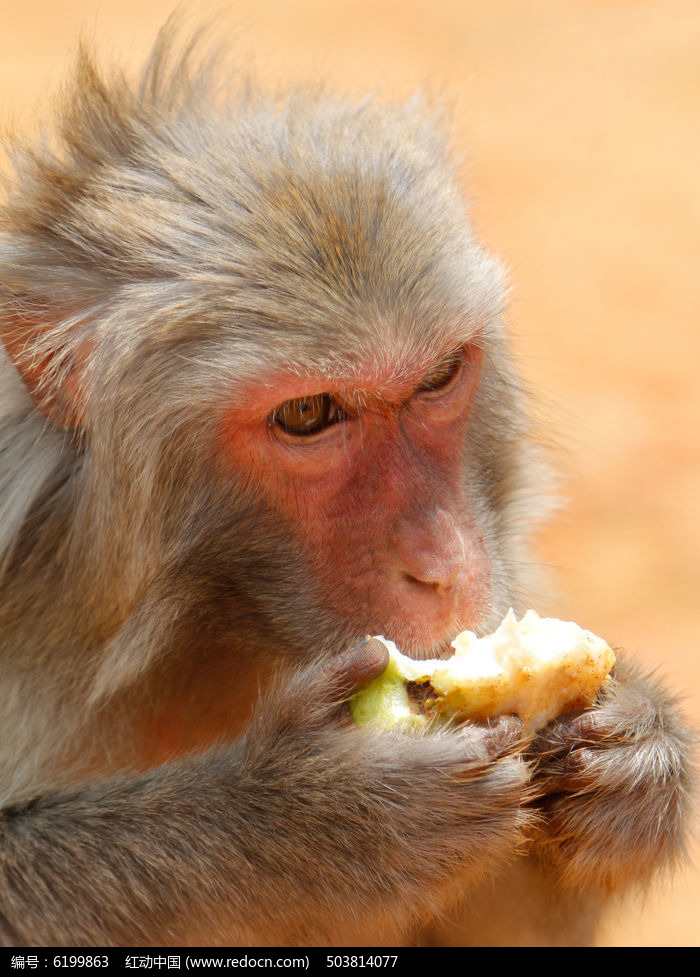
529, 703, 639, 759
448, 715, 527, 774
468, 714, 526, 755
555, 708, 636, 745
533, 736, 662, 797
528, 709, 595, 757
532, 747, 609, 795
318, 637, 390, 728
256, 637, 389, 735
324, 636, 390, 699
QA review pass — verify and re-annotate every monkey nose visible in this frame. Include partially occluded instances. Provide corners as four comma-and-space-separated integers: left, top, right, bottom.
401, 561, 463, 595
394, 510, 466, 593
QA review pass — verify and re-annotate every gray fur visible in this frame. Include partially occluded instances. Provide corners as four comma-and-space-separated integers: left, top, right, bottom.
0, 24, 694, 946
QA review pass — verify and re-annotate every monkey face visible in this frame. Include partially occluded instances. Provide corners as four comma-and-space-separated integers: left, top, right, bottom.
217, 342, 492, 657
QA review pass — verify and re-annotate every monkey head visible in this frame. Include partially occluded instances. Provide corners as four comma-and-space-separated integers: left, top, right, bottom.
0, 49, 543, 670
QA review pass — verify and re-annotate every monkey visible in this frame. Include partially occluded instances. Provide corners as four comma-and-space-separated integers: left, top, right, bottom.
0, 24, 694, 947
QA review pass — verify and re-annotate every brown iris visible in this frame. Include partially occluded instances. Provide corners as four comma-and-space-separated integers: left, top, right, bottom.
271, 394, 345, 436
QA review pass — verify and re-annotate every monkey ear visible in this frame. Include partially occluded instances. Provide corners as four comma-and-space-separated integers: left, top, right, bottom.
1, 319, 91, 428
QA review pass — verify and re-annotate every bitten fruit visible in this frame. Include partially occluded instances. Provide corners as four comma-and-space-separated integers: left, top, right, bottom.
351, 609, 615, 734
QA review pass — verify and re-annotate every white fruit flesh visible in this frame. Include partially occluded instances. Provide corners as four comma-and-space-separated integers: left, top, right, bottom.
351, 609, 615, 734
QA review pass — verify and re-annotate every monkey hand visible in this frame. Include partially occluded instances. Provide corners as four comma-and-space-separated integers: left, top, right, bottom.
240, 638, 533, 944
526, 653, 696, 893
0, 639, 528, 947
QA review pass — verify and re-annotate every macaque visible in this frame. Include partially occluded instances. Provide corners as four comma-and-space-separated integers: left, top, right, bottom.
0, 24, 694, 947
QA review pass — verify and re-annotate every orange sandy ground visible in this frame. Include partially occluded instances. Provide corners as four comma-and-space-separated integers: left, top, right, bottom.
2, 0, 698, 947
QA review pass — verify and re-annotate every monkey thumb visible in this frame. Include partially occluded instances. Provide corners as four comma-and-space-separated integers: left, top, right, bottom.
322, 637, 389, 701
251, 638, 389, 738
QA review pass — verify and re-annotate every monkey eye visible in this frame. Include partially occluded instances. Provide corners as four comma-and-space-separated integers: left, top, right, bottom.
271, 394, 346, 437
416, 349, 464, 394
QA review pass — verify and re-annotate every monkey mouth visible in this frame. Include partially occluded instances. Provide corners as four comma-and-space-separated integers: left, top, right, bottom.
369, 620, 470, 663
404, 636, 461, 663
365, 585, 491, 662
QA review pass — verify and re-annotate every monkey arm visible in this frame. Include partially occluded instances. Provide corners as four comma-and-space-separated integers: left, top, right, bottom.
526, 654, 696, 892
0, 645, 531, 947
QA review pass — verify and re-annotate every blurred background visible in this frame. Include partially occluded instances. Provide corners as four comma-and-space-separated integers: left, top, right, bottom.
2, 0, 698, 947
